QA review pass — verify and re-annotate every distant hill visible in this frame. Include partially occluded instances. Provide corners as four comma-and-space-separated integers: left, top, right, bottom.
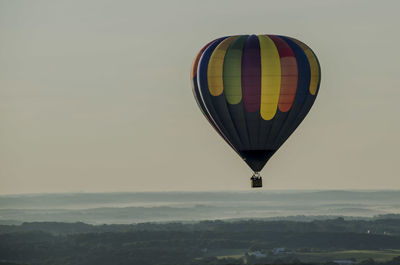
1, 191, 400, 224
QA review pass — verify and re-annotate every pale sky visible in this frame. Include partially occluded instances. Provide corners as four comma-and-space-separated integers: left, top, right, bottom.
1, 0, 399, 194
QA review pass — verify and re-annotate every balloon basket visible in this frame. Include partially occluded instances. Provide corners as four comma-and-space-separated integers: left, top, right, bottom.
251, 172, 262, 188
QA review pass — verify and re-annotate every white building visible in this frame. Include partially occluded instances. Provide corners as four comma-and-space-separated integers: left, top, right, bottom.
249, 250, 267, 258
272, 247, 286, 255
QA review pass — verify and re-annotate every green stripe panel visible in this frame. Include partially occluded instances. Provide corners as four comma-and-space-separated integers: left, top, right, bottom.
223, 36, 247, 105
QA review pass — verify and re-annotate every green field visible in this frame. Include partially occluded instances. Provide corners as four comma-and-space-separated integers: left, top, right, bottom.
205, 248, 247, 259
294, 249, 400, 263
214, 249, 400, 263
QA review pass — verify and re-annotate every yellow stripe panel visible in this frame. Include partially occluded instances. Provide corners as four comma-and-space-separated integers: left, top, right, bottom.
207, 36, 238, 96
258, 35, 281, 120
291, 38, 319, 95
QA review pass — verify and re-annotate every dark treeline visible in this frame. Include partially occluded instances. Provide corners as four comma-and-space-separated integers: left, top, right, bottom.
2, 217, 400, 235
1, 218, 400, 265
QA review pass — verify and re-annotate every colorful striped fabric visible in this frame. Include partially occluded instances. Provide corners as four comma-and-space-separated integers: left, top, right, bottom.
191, 35, 321, 172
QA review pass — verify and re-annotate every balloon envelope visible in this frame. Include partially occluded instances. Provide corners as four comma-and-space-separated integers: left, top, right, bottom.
191, 34, 321, 172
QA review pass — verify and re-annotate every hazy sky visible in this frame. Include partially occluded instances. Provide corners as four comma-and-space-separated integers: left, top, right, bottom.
1, 0, 399, 194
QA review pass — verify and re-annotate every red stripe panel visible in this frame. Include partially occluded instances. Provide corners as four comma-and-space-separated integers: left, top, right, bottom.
268, 35, 298, 112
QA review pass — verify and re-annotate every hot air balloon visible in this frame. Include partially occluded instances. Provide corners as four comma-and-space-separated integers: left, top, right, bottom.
191, 35, 321, 188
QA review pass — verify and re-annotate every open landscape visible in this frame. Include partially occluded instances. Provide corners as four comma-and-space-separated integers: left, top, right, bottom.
1, 191, 400, 265
1, 1, 399, 264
